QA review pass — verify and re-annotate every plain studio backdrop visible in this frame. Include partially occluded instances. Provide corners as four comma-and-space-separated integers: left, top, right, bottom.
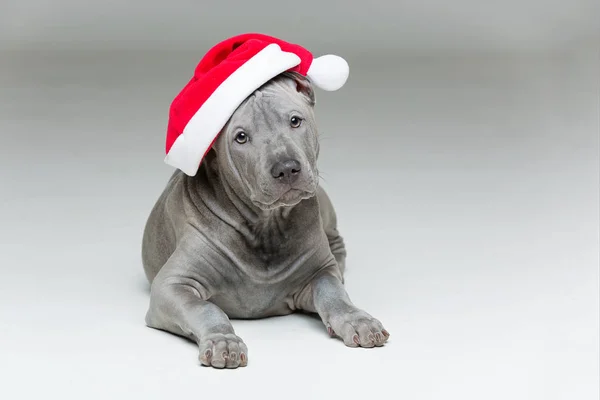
0, 1, 598, 399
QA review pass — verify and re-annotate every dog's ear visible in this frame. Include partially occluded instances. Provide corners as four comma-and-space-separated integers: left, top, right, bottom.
283, 71, 315, 106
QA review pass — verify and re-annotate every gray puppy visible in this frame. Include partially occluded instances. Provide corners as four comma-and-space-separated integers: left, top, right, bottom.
142, 71, 389, 368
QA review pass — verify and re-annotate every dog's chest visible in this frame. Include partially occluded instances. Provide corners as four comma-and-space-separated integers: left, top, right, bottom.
241, 210, 318, 263
201, 200, 327, 318
248, 217, 296, 253
211, 220, 324, 318
241, 222, 321, 278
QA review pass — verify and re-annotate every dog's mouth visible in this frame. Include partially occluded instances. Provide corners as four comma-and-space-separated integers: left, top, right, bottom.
252, 188, 316, 210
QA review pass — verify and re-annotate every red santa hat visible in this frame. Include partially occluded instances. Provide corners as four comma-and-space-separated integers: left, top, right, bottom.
164, 33, 350, 176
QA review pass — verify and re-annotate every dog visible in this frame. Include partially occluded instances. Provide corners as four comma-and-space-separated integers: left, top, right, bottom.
142, 71, 389, 368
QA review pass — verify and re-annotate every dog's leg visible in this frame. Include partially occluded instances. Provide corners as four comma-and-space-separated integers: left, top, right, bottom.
316, 187, 347, 276
144, 240, 248, 369
326, 229, 346, 276
296, 269, 389, 348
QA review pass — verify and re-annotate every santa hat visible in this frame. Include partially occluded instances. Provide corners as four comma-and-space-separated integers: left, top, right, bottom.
164, 33, 350, 176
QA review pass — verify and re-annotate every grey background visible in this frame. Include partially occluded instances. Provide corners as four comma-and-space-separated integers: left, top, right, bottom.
0, 1, 598, 399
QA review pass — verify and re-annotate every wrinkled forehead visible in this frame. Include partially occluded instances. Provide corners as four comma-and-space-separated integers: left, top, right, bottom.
233, 84, 309, 124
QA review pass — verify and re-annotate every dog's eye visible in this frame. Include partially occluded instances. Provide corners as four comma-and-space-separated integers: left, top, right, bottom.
290, 116, 302, 128
235, 132, 248, 144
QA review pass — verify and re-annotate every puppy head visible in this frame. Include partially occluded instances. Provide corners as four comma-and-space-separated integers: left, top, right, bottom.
211, 71, 320, 210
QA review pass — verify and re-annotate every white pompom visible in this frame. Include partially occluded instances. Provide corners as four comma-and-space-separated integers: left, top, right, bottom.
306, 54, 349, 91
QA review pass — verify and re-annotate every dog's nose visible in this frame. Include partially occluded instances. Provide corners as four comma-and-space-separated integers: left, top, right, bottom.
270, 159, 301, 183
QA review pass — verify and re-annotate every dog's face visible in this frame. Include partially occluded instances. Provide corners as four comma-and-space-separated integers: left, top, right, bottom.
212, 72, 320, 210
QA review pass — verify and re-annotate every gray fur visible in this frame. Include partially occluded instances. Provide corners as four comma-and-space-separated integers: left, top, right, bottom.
142, 71, 389, 369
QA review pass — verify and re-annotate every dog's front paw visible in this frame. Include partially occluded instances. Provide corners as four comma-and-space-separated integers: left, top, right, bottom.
198, 333, 248, 368
327, 309, 390, 348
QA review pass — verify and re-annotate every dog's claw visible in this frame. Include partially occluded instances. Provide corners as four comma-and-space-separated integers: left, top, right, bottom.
327, 326, 336, 337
